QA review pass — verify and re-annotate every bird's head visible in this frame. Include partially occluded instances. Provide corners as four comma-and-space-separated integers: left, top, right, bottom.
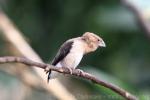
82, 32, 106, 53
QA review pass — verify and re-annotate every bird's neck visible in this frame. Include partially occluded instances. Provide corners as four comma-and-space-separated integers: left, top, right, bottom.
83, 42, 97, 54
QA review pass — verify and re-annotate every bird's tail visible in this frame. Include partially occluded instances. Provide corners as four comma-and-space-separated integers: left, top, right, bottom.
47, 63, 61, 82
47, 70, 59, 82
47, 70, 51, 83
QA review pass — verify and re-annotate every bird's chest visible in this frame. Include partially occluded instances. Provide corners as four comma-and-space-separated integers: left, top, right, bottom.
61, 44, 84, 68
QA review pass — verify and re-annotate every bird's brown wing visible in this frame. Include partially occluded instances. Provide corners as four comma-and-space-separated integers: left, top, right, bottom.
51, 41, 73, 66
48, 41, 73, 82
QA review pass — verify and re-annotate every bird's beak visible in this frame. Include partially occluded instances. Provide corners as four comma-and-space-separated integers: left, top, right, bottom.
99, 40, 106, 47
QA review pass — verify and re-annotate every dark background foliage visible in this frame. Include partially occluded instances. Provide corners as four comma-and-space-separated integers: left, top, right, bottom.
0, 0, 150, 100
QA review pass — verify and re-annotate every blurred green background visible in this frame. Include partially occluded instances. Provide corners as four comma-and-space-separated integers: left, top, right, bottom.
0, 0, 150, 100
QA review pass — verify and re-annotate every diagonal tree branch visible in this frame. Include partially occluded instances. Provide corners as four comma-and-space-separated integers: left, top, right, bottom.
0, 56, 137, 100
0, 11, 76, 100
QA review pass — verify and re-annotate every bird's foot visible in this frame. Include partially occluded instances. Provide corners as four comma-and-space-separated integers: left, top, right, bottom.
62, 67, 73, 74
76, 69, 84, 76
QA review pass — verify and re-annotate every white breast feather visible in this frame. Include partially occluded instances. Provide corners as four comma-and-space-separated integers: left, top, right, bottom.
60, 40, 84, 69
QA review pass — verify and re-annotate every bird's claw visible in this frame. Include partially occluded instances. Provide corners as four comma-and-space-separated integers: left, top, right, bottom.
67, 67, 73, 74
76, 69, 84, 76
62, 67, 73, 74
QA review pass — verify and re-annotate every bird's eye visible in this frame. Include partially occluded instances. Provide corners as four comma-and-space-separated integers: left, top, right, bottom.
97, 39, 100, 41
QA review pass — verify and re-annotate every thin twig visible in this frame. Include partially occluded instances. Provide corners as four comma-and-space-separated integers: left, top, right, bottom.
0, 56, 137, 100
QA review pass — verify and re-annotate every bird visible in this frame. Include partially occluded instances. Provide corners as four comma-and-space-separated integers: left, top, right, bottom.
47, 32, 106, 82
